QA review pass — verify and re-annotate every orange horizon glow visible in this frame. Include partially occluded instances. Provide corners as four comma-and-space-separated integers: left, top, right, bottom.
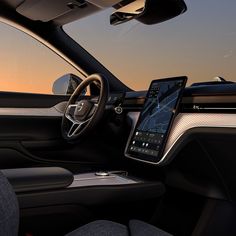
0, 22, 80, 95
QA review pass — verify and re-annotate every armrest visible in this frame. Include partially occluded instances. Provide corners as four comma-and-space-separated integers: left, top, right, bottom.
1, 167, 74, 193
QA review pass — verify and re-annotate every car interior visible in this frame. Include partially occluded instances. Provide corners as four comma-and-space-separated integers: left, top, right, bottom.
0, 0, 236, 235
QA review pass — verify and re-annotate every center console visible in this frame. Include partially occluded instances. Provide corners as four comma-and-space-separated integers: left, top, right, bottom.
1, 167, 164, 209
69, 171, 139, 188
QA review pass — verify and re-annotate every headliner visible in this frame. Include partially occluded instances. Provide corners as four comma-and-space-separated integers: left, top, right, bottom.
1, 0, 123, 26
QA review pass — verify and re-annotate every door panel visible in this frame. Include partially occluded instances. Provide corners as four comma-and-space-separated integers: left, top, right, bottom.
0, 92, 128, 170
0, 92, 69, 108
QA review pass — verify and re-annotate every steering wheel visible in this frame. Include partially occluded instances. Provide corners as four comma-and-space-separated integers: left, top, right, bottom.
61, 74, 109, 141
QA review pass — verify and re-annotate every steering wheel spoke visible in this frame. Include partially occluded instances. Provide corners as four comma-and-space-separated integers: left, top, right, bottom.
65, 104, 77, 123
67, 118, 91, 138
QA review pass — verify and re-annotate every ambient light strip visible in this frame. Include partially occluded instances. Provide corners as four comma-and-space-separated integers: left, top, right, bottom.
127, 112, 236, 165
0, 107, 63, 117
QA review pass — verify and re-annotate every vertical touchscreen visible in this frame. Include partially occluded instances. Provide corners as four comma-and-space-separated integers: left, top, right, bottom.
125, 77, 187, 164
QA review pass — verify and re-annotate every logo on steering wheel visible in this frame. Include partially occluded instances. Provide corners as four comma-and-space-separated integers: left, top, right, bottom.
77, 102, 84, 112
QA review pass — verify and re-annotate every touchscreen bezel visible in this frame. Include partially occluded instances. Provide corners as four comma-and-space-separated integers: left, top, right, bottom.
125, 76, 187, 165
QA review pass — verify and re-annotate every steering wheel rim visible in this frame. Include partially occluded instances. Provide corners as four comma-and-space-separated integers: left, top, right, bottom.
61, 74, 109, 141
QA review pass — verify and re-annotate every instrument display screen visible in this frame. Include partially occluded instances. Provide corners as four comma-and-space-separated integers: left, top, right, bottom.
125, 77, 187, 164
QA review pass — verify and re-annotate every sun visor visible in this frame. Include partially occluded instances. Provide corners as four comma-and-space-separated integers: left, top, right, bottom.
16, 0, 120, 24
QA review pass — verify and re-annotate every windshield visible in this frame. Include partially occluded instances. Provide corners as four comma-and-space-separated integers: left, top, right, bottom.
64, 0, 236, 90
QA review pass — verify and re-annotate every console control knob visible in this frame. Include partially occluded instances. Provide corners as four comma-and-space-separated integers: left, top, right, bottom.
95, 171, 109, 177
114, 104, 123, 114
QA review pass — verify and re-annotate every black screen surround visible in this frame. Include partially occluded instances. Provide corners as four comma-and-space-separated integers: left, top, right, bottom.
125, 77, 187, 164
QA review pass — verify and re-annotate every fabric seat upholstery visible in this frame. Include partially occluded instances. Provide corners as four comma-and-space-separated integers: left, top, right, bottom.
66, 220, 172, 236
0, 171, 19, 236
129, 220, 172, 236
66, 220, 129, 236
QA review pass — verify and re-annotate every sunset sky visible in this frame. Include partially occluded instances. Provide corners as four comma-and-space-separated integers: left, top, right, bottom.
0, 0, 235, 94
0, 22, 79, 94
65, 0, 236, 89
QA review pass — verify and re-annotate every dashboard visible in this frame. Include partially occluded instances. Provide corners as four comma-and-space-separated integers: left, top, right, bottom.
119, 79, 236, 166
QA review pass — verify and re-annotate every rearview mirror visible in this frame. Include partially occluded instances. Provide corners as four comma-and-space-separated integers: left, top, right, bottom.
110, 0, 187, 25
52, 74, 86, 95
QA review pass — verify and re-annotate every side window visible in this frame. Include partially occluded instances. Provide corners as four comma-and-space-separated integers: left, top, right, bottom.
0, 22, 82, 95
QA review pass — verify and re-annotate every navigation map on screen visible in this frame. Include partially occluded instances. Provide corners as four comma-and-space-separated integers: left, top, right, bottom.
126, 77, 187, 164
